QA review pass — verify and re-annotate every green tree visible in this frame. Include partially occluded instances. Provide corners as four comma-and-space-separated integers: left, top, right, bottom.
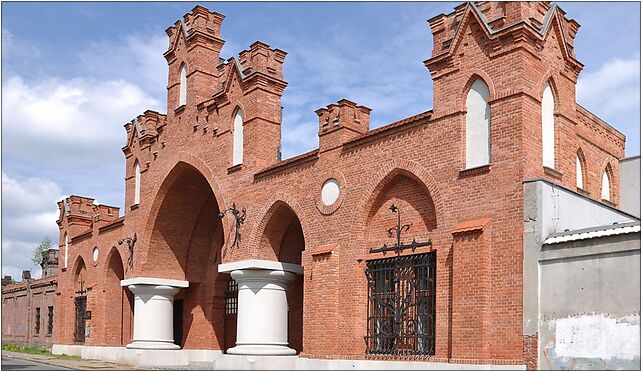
31, 238, 52, 267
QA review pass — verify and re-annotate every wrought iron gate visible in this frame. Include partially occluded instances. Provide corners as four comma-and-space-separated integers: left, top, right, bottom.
74, 296, 87, 343
365, 253, 436, 356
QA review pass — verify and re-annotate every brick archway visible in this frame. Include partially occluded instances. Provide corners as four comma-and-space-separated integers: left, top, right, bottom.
137, 160, 229, 350
250, 196, 306, 354
355, 159, 445, 241
102, 247, 133, 346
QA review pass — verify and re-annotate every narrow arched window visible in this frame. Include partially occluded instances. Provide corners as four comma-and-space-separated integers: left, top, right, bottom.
232, 110, 244, 166
179, 64, 187, 107
601, 169, 611, 201
64, 233, 68, 269
465, 79, 491, 168
542, 82, 555, 169
134, 161, 141, 205
576, 152, 584, 189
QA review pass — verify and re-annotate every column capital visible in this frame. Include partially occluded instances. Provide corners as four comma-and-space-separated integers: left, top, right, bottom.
120, 277, 189, 288
218, 259, 303, 274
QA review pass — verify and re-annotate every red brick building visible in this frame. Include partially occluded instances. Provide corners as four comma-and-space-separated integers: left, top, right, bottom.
51, 2, 628, 369
2, 251, 59, 348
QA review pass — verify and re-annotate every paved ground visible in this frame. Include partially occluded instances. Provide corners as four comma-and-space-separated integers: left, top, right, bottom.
2, 356, 71, 370
1, 351, 137, 370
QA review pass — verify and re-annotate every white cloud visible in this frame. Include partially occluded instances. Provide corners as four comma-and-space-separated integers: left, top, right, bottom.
577, 55, 641, 116
2, 75, 160, 169
77, 33, 168, 99
1, 172, 63, 281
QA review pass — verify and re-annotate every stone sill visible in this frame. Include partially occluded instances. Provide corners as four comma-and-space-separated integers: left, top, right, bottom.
130, 204, 139, 211
174, 105, 186, 115
227, 164, 243, 174
459, 164, 491, 178
576, 187, 590, 196
543, 166, 563, 180
602, 199, 616, 208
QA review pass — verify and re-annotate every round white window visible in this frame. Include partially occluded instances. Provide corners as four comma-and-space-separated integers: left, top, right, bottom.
92, 247, 99, 263
321, 179, 341, 206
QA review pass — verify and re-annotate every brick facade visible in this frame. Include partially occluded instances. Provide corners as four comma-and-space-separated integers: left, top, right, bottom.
2, 268, 58, 348
52, 2, 625, 368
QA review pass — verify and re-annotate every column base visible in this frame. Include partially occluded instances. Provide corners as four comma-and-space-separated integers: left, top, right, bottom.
227, 344, 297, 356
126, 340, 180, 350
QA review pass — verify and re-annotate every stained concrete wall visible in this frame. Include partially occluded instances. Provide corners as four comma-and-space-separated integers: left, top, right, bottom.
523, 180, 640, 369
620, 156, 640, 218
538, 232, 640, 370
523, 179, 637, 335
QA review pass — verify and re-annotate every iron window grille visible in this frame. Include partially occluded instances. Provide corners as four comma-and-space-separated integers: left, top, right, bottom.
365, 253, 436, 356
47, 306, 54, 335
224, 278, 238, 316
35, 307, 41, 335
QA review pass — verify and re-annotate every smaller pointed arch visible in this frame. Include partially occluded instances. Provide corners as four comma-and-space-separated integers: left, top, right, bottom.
465, 77, 491, 169
542, 81, 556, 169
71, 256, 87, 291
134, 160, 141, 205
179, 63, 187, 107
576, 149, 586, 190
601, 164, 613, 201
64, 232, 69, 269
232, 108, 244, 166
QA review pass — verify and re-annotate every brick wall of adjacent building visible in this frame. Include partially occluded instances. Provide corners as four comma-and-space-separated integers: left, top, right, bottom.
52, 2, 626, 368
2, 271, 57, 348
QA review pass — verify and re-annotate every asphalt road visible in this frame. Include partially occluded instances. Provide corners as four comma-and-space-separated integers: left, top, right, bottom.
1, 356, 72, 370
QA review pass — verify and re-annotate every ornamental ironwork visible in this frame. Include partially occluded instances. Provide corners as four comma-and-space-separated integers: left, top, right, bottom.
365, 253, 436, 356
218, 203, 246, 250
369, 204, 432, 255
118, 233, 137, 270
74, 295, 87, 343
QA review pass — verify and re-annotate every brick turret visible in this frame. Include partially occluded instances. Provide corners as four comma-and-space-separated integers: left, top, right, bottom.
316, 99, 371, 153
164, 5, 225, 116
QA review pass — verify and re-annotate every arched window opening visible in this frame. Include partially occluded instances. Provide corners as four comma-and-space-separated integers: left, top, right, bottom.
465, 78, 491, 169
179, 64, 187, 107
232, 110, 244, 166
601, 169, 611, 201
542, 82, 555, 169
576, 151, 585, 190
134, 160, 141, 205
64, 233, 69, 269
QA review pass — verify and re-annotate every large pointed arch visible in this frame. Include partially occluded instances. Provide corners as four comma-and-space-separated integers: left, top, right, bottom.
138, 155, 230, 350
140, 151, 229, 273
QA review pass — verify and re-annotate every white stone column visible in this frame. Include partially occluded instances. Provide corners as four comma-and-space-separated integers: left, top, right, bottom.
121, 277, 189, 350
219, 259, 303, 356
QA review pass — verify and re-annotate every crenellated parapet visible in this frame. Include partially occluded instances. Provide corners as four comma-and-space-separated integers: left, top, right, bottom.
316, 99, 371, 153
426, 1, 583, 83
164, 5, 225, 62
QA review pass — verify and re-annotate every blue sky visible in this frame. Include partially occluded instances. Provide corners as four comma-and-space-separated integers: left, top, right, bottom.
2, 2, 640, 279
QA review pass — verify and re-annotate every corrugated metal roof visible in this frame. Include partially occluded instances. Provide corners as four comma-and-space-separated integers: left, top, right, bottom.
543, 221, 640, 245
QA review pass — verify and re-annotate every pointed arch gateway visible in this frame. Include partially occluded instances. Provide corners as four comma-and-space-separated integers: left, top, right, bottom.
256, 200, 305, 353
103, 247, 133, 346
218, 198, 305, 356
362, 167, 438, 356
71, 256, 88, 343
132, 161, 229, 351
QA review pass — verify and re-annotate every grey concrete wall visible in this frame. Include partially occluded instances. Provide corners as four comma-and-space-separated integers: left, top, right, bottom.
620, 156, 640, 218
538, 233, 640, 370
522, 180, 637, 337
